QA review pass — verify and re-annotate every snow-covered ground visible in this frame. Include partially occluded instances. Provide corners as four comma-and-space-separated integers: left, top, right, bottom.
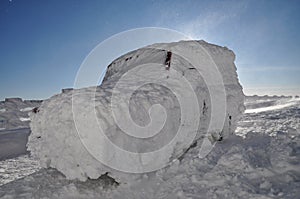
236, 96, 300, 138
0, 155, 40, 186
0, 95, 299, 198
0, 98, 42, 130
245, 97, 300, 114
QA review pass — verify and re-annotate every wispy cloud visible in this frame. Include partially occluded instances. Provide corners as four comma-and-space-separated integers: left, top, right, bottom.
178, 12, 229, 39
151, 0, 249, 40
173, 0, 249, 40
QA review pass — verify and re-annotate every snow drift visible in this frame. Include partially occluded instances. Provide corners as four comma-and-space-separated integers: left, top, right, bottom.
28, 40, 245, 182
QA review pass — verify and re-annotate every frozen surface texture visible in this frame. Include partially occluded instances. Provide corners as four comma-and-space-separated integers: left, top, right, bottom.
0, 155, 40, 186
1, 96, 300, 198
0, 99, 42, 161
27, 40, 245, 182
0, 98, 42, 130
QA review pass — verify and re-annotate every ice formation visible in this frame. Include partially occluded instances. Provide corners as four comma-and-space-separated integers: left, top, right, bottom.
2, 96, 300, 198
28, 40, 245, 182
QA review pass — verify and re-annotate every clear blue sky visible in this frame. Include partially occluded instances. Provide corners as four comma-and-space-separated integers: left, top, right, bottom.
1, 0, 300, 100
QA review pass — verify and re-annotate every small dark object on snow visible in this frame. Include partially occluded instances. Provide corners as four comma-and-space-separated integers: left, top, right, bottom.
32, 107, 39, 113
165, 51, 172, 70
218, 136, 223, 141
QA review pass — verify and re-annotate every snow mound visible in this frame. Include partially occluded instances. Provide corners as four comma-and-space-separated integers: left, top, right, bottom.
28, 40, 244, 182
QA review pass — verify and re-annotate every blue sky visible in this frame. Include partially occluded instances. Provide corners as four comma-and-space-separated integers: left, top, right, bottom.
0, 0, 300, 100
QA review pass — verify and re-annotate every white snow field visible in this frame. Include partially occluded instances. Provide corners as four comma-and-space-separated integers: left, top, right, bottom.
0, 98, 42, 130
245, 97, 300, 114
0, 99, 42, 161
27, 40, 245, 184
0, 154, 40, 186
0, 95, 299, 198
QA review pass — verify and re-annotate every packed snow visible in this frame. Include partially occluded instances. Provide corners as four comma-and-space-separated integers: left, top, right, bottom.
0, 95, 299, 198
20, 107, 35, 112
28, 40, 244, 183
0, 155, 40, 186
19, 118, 30, 122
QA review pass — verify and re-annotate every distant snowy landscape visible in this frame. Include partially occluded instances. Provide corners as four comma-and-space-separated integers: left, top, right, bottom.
0, 99, 41, 161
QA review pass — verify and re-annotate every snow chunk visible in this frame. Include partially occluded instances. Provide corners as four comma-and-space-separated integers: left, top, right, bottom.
20, 107, 35, 112
28, 40, 245, 182
20, 117, 30, 122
